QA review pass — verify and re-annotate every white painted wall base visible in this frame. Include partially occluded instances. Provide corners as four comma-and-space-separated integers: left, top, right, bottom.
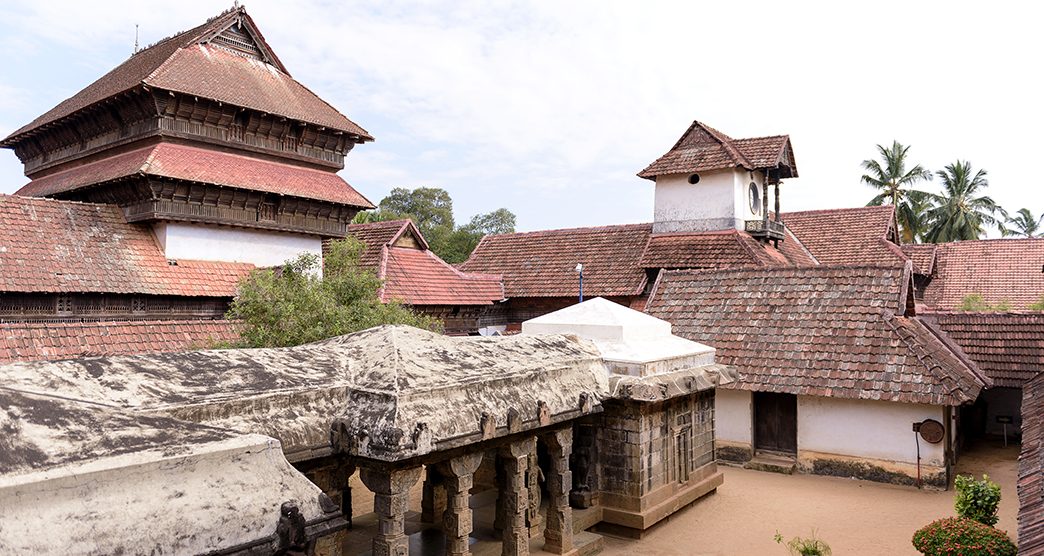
153, 222, 323, 268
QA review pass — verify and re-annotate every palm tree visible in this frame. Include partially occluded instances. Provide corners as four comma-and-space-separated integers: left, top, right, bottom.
924, 161, 1005, 243
900, 190, 934, 244
862, 141, 933, 243
1000, 208, 1042, 238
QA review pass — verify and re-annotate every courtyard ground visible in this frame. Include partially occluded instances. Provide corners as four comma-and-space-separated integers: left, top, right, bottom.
601, 441, 1019, 556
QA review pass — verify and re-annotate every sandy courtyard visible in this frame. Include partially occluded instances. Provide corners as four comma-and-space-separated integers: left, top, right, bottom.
601, 442, 1019, 556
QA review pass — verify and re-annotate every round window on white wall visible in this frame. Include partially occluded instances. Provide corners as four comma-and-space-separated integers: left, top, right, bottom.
749, 182, 761, 214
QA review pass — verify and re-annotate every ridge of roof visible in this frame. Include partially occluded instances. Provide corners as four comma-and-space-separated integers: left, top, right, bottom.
478, 222, 652, 240
782, 205, 895, 218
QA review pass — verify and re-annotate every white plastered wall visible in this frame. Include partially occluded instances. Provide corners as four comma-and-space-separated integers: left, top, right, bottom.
797, 396, 947, 467
153, 222, 323, 268
715, 388, 752, 444
652, 169, 767, 233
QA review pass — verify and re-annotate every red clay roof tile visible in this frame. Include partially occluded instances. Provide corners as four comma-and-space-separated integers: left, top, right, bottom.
0, 194, 252, 296
15, 143, 373, 208
638, 121, 796, 179
645, 265, 987, 406
639, 229, 814, 269
782, 206, 908, 267
924, 238, 1044, 311
2, 8, 371, 144
0, 319, 240, 363
1019, 374, 1044, 555
924, 312, 1044, 387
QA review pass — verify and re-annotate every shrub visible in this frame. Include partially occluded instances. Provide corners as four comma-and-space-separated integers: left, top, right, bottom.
955, 474, 1001, 526
912, 517, 1016, 556
775, 530, 831, 556
1030, 295, 1044, 311
958, 294, 1011, 312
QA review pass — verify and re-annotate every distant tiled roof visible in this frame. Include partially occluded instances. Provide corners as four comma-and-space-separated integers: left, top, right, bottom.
16, 143, 374, 208
639, 229, 815, 269
1019, 373, 1044, 555
0, 194, 252, 296
2, 8, 371, 144
0, 319, 240, 364
901, 244, 938, 275
925, 312, 1044, 388
638, 121, 796, 179
343, 220, 503, 306
646, 265, 987, 406
782, 206, 908, 267
460, 224, 654, 298
924, 238, 1044, 311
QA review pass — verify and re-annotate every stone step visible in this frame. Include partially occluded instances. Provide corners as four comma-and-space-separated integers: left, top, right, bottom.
744, 454, 796, 475
572, 505, 603, 534
575, 530, 605, 556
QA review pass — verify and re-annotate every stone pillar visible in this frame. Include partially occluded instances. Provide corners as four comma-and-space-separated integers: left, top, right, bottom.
526, 449, 543, 532
542, 428, 575, 555
435, 453, 484, 556
499, 437, 535, 556
304, 461, 354, 556
421, 466, 446, 524
360, 466, 422, 556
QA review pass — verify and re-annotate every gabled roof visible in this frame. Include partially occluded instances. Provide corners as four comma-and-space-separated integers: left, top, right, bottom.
344, 220, 503, 306
782, 206, 908, 267
923, 312, 1044, 388
902, 243, 938, 276
638, 121, 797, 180
460, 223, 654, 298
0, 320, 240, 364
645, 265, 988, 406
1019, 373, 1044, 555
15, 143, 374, 208
923, 238, 1044, 311
0, 194, 252, 296
639, 228, 816, 269
1, 7, 372, 146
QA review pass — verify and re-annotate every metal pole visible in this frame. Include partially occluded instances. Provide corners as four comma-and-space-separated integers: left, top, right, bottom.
579, 269, 583, 303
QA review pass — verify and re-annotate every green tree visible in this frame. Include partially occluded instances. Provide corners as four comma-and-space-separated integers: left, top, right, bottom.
439, 208, 518, 264
924, 161, 1005, 243
862, 141, 933, 244
999, 207, 1042, 238
227, 237, 441, 348
378, 187, 455, 250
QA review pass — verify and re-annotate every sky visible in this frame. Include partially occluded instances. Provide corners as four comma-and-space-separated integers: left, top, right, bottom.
1, 1, 1041, 234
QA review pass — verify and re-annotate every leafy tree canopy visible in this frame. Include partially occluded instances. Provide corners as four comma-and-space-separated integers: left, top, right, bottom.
862, 140, 933, 243
355, 187, 516, 263
924, 161, 1005, 243
227, 238, 441, 348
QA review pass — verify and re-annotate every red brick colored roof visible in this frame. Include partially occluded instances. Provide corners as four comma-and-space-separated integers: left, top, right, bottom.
923, 238, 1044, 311
924, 312, 1044, 388
0, 319, 240, 364
901, 244, 938, 275
344, 220, 503, 306
639, 229, 815, 269
646, 265, 988, 406
638, 121, 796, 179
16, 143, 374, 208
460, 223, 654, 298
1019, 373, 1044, 555
0, 194, 252, 296
2, 8, 371, 144
782, 206, 908, 267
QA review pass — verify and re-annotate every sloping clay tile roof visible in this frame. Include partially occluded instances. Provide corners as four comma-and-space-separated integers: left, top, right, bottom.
923, 312, 1044, 387
1019, 374, 1044, 555
342, 220, 503, 306
639, 229, 815, 269
0, 319, 240, 364
638, 121, 796, 179
645, 265, 987, 406
16, 143, 374, 208
782, 206, 908, 267
901, 244, 938, 275
2, 7, 371, 143
0, 194, 252, 296
924, 238, 1044, 311
460, 223, 654, 298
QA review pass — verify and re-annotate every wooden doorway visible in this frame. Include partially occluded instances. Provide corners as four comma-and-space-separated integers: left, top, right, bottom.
753, 392, 797, 454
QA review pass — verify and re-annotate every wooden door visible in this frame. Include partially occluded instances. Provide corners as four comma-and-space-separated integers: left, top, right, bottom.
753, 392, 797, 454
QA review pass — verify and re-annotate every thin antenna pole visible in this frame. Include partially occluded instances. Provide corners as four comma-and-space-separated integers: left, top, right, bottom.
134, 24, 139, 54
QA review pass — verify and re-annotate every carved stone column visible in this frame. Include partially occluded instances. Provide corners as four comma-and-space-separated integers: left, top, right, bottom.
360, 466, 422, 556
499, 437, 535, 556
435, 453, 484, 556
542, 428, 575, 555
526, 449, 542, 532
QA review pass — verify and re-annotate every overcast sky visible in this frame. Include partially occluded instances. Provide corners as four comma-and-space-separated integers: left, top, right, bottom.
1, 1, 1040, 234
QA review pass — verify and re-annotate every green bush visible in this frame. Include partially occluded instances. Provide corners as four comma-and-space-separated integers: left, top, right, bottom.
775, 530, 831, 556
912, 517, 1015, 556
955, 474, 1001, 526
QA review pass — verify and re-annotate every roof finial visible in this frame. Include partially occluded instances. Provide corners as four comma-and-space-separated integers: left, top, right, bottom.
133, 24, 139, 54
